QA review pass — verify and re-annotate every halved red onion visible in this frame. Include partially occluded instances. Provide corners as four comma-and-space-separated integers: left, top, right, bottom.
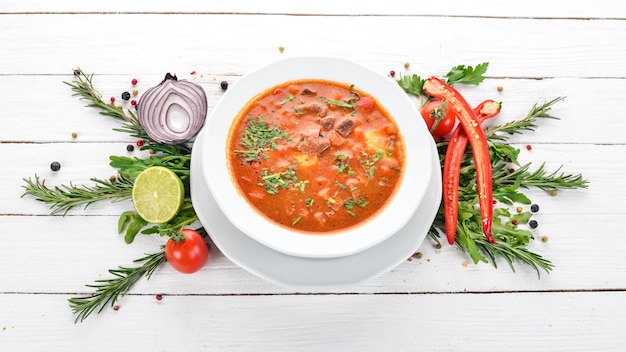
137, 73, 207, 144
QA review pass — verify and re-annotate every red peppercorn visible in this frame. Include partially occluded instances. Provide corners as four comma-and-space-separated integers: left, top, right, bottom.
130, 99, 137, 106
389, 70, 396, 77
511, 219, 518, 225
155, 294, 163, 301
131, 78, 138, 85
110, 97, 115, 103
136, 140, 144, 147
113, 305, 120, 311
190, 71, 196, 75
526, 144, 532, 151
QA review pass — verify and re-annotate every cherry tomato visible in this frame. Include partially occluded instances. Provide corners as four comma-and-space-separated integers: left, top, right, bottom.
165, 229, 209, 274
420, 99, 456, 138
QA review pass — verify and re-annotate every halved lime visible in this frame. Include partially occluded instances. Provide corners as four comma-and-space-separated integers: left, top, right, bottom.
131, 166, 184, 223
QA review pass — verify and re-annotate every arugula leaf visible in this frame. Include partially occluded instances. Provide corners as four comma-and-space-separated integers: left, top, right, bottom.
445, 62, 489, 85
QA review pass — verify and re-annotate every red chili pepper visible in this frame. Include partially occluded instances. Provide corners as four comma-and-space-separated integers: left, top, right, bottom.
423, 77, 496, 244
442, 100, 500, 245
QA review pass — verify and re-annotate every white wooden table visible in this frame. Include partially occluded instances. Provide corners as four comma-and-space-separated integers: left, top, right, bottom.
1, 1, 625, 351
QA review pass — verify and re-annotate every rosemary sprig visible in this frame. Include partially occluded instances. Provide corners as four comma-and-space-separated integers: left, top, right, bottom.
68, 250, 166, 323
64, 68, 148, 140
484, 97, 564, 141
21, 174, 133, 215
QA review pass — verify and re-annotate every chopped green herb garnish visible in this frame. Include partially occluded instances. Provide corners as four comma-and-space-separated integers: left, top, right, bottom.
279, 95, 295, 105
335, 181, 347, 190
305, 198, 314, 207
234, 115, 290, 162
343, 196, 369, 210
291, 215, 303, 226
359, 150, 384, 179
257, 165, 303, 195
319, 96, 355, 109
335, 151, 355, 174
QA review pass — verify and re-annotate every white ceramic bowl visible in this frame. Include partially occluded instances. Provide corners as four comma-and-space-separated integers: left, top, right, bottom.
199, 56, 435, 258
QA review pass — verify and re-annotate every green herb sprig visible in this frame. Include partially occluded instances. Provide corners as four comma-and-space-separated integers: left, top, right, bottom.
21, 173, 133, 216
68, 250, 165, 323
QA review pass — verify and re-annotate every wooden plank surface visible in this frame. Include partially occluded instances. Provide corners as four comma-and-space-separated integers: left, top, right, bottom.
0, 1, 624, 351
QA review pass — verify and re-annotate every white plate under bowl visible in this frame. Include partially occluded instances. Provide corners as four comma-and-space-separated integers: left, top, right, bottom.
190, 126, 442, 291
200, 56, 435, 259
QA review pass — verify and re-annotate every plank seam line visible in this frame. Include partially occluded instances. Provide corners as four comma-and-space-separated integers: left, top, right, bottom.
2, 289, 625, 296
0, 12, 624, 21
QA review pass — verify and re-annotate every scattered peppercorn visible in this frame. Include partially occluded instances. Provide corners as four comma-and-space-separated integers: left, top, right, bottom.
220, 81, 229, 91
529, 220, 538, 229
497, 85, 503, 92
50, 161, 61, 172
434, 243, 442, 249
71, 132, 78, 139
404, 62, 410, 69
121, 91, 131, 101
126, 144, 134, 152
130, 99, 137, 106
109, 175, 117, 182
73, 69, 82, 76
190, 71, 196, 75
509, 168, 515, 174
550, 189, 558, 197
110, 96, 115, 103
516, 206, 523, 213
131, 78, 138, 85
155, 294, 163, 301
526, 144, 532, 151
530, 204, 540, 213
413, 252, 423, 259
541, 235, 549, 243
278, 46, 285, 53
511, 219, 518, 225
148, 149, 155, 154
132, 89, 139, 96
389, 70, 396, 77
136, 140, 144, 147
113, 305, 120, 311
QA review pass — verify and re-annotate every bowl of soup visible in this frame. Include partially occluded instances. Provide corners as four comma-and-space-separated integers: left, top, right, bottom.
199, 56, 436, 258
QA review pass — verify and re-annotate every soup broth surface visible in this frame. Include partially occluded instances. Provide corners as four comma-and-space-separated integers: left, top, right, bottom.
227, 79, 405, 233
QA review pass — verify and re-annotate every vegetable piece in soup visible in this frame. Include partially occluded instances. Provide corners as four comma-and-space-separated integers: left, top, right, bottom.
227, 79, 404, 233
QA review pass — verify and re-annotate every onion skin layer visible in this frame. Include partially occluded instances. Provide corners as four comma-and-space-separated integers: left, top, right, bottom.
137, 73, 208, 144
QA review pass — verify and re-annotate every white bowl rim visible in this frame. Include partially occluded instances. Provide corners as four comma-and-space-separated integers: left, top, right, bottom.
201, 55, 434, 258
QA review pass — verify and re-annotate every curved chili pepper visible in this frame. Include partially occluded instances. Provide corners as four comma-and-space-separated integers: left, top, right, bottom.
443, 100, 501, 245
423, 77, 496, 244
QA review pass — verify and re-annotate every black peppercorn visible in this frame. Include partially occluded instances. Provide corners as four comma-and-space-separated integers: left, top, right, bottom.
121, 91, 131, 100
220, 81, 228, 91
50, 161, 61, 171
530, 204, 539, 213
126, 144, 134, 152
529, 220, 538, 229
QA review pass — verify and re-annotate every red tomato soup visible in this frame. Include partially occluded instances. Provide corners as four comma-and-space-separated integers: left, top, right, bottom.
227, 79, 405, 233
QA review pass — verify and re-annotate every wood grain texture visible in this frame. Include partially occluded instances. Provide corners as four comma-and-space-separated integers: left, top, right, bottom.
1, 292, 625, 352
1, 1, 624, 351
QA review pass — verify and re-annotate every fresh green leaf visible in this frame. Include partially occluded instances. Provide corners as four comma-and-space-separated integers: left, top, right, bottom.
397, 74, 426, 97
445, 62, 489, 85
